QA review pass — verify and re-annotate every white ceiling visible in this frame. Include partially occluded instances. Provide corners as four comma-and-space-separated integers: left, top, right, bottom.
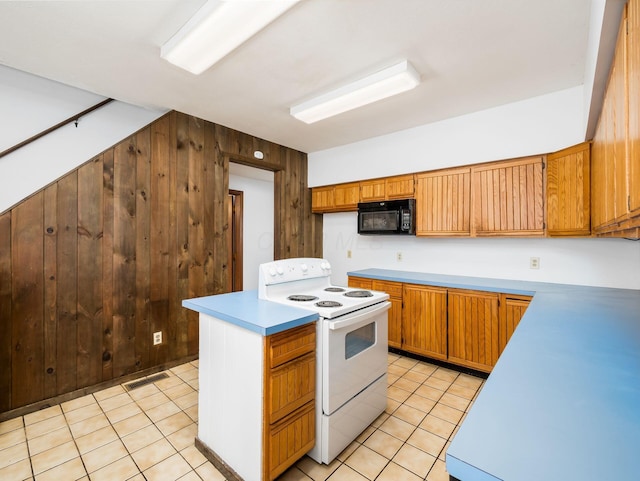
0, 0, 611, 153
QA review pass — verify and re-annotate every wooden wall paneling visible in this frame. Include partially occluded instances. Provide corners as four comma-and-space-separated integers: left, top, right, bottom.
188, 117, 206, 363
134, 130, 151, 370
112, 139, 137, 377
629, 0, 640, 215
42, 185, 57, 399
172, 112, 190, 359
56, 173, 78, 394
210, 123, 229, 296
1, 110, 319, 414
150, 115, 171, 366
11, 193, 44, 406
102, 148, 114, 381
77, 156, 104, 388
0, 212, 12, 411
286, 149, 303, 258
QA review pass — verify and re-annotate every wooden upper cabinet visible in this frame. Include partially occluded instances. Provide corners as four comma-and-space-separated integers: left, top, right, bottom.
360, 174, 415, 202
334, 182, 360, 211
311, 182, 359, 213
628, 0, 640, 217
415, 167, 471, 236
592, 5, 640, 237
385, 174, 415, 199
311, 186, 334, 213
546, 142, 591, 236
471, 156, 545, 236
360, 179, 386, 202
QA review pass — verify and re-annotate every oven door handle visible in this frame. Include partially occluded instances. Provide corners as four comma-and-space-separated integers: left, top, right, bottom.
327, 301, 390, 330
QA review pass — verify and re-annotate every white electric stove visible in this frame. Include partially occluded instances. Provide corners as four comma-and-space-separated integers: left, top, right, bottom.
258, 258, 390, 464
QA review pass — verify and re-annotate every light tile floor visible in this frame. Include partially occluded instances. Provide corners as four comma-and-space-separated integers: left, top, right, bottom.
0, 352, 484, 481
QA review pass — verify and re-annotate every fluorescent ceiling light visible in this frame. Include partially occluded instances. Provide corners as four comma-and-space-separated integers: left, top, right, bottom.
161, 0, 300, 75
290, 60, 421, 124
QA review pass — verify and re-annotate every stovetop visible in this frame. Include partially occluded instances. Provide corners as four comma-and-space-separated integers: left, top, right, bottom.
258, 258, 388, 318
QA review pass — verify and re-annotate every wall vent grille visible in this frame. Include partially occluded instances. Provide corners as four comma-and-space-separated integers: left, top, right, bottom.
123, 372, 169, 391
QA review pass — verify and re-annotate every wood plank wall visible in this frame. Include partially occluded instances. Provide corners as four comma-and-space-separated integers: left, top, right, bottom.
0, 111, 322, 414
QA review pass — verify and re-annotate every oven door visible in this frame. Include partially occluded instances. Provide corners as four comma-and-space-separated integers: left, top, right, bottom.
322, 301, 390, 415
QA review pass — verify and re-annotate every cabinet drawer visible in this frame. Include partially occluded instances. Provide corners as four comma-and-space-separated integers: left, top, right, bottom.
267, 401, 315, 480
268, 352, 315, 422
267, 323, 316, 369
348, 276, 373, 289
372, 280, 402, 298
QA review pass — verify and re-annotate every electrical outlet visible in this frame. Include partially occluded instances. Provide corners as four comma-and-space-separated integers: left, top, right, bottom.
347, 250, 352, 259
153, 331, 162, 345
396, 252, 403, 262
530, 257, 540, 269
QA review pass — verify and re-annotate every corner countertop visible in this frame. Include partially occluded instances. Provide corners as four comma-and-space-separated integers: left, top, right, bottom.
348, 269, 640, 481
182, 290, 318, 336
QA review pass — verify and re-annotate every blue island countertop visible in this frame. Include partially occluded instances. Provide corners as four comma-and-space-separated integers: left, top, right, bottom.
182, 290, 318, 336
348, 269, 640, 481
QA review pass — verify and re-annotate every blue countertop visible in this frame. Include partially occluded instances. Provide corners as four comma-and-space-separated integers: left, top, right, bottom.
348, 269, 640, 481
182, 290, 318, 336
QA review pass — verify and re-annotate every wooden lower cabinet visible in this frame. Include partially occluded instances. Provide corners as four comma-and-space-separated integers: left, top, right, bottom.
402, 284, 448, 360
498, 294, 532, 354
347, 276, 531, 372
447, 289, 500, 372
263, 323, 316, 480
347, 277, 402, 348
372, 280, 403, 349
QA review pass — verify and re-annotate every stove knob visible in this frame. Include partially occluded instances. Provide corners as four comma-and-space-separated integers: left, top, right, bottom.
268, 267, 277, 277
276, 266, 284, 275
300, 263, 308, 272
321, 261, 331, 270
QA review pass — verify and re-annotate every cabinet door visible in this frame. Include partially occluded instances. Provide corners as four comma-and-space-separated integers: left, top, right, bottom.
402, 284, 447, 360
360, 179, 386, 202
415, 167, 471, 236
546, 142, 591, 236
471, 157, 544, 236
311, 186, 335, 213
386, 174, 415, 199
372, 280, 402, 349
592, 13, 628, 232
447, 289, 499, 372
498, 294, 531, 355
334, 182, 360, 211
628, 0, 640, 217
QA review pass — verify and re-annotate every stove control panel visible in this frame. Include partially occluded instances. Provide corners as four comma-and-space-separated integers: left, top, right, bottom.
259, 257, 331, 285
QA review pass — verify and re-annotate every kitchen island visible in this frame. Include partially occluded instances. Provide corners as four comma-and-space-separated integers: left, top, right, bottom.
348, 269, 640, 481
183, 290, 318, 481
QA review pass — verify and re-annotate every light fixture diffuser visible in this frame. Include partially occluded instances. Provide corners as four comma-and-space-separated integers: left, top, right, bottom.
290, 60, 421, 124
161, 0, 300, 75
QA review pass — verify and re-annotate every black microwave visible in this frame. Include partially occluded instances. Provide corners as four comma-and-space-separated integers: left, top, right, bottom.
357, 199, 415, 235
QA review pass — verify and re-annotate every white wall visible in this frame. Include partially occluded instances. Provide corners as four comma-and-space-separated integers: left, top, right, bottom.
229, 163, 274, 290
309, 86, 585, 187
0, 65, 166, 213
309, 87, 640, 290
323, 212, 640, 290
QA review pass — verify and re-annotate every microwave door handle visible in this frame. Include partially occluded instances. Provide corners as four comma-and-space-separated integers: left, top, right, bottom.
327, 301, 390, 330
